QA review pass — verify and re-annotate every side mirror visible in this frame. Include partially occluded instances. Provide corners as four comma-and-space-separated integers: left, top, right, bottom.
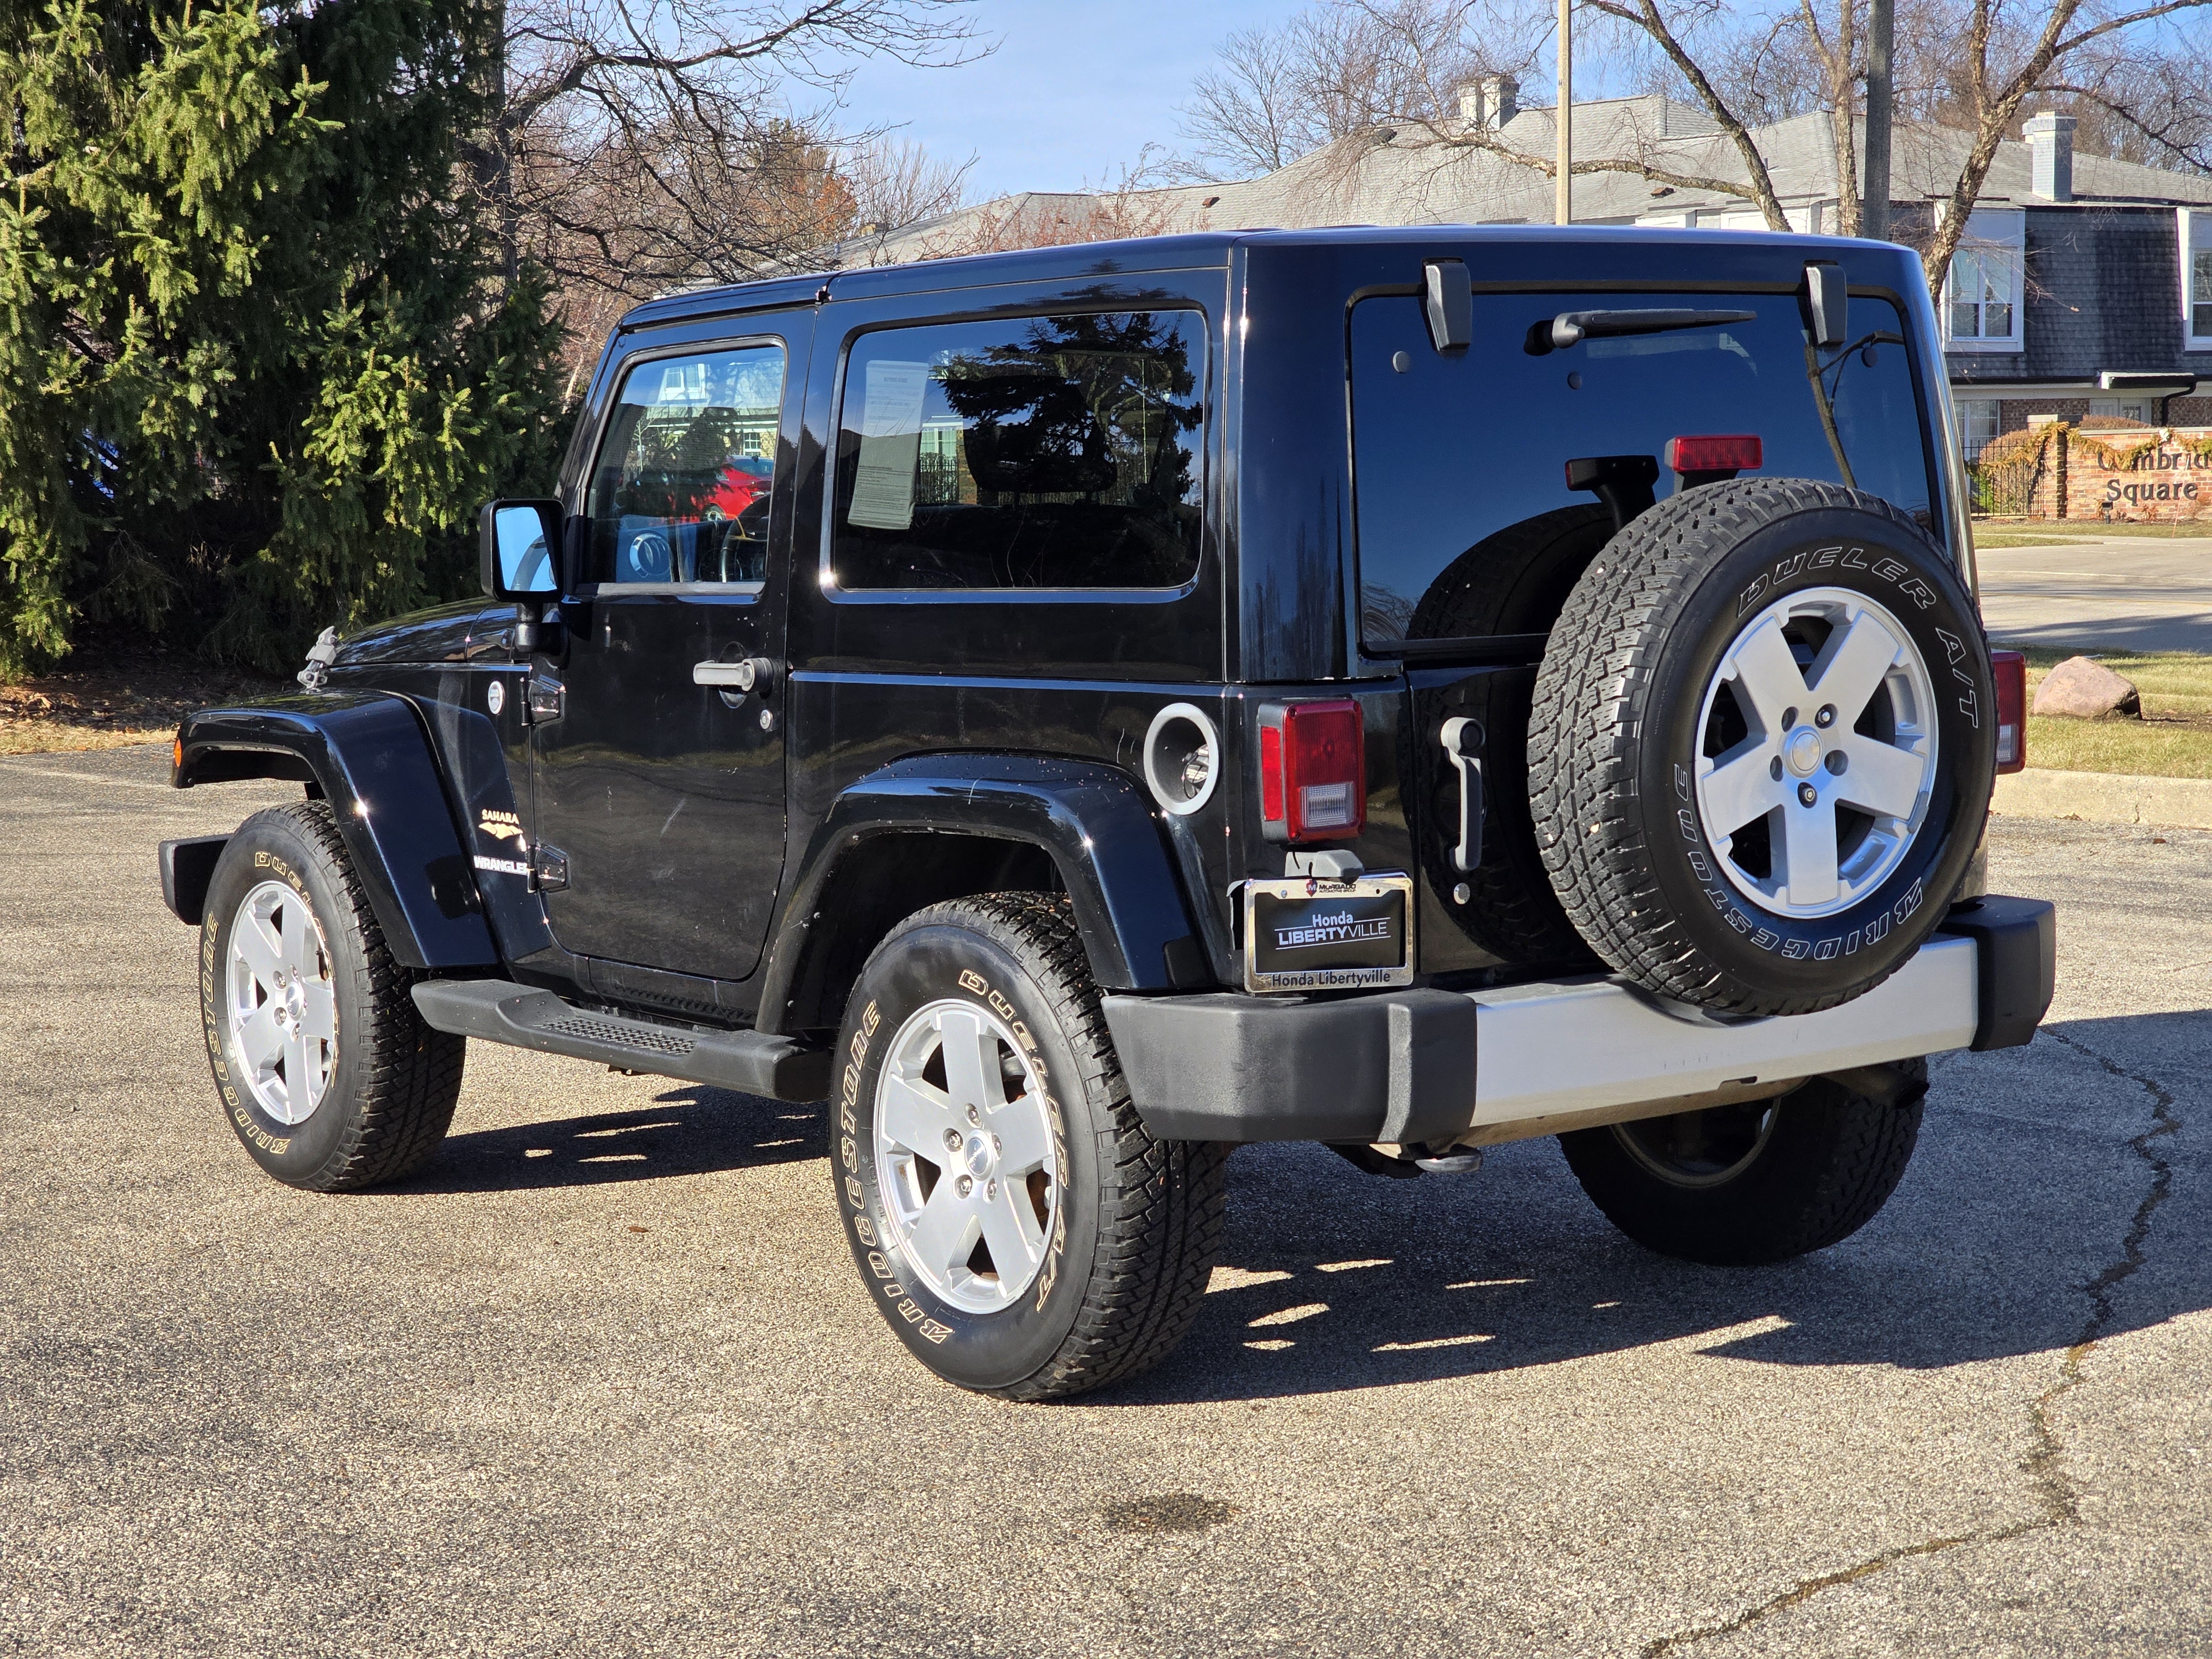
479, 500, 564, 600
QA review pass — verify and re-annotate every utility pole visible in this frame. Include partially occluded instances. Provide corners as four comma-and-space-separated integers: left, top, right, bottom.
1863, 0, 1893, 239
1556, 0, 1572, 225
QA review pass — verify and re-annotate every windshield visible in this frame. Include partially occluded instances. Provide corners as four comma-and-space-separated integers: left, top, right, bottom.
1350, 290, 1933, 646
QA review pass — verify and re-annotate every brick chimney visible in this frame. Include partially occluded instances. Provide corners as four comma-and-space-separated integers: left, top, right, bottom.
2026, 110, 2075, 203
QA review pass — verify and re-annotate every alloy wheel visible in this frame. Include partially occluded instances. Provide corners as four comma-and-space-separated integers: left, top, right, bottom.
873, 999, 1062, 1314
225, 880, 337, 1126
1692, 586, 1938, 919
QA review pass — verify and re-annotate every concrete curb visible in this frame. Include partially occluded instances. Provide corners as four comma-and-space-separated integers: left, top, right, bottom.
1992, 766, 2212, 829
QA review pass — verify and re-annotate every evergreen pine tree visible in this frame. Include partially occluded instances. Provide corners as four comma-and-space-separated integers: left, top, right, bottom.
0, 0, 565, 675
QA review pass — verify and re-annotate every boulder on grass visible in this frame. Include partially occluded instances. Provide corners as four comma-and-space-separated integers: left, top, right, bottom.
2031, 655, 2142, 719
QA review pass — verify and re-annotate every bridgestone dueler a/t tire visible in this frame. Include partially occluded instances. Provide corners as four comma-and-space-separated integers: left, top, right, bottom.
830, 894, 1228, 1401
1559, 1062, 1928, 1265
1529, 478, 1995, 1016
200, 803, 465, 1191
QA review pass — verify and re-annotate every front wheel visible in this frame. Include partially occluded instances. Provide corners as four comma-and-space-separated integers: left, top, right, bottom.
1559, 1061, 1928, 1265
830, 893, 1227, 1400
199, 802, 464, 1191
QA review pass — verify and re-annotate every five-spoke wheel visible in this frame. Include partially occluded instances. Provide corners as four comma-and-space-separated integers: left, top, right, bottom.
874, 999, 1061, 1313
225, 879, 338, 1126
832, 893, 1227, 1399
199, 803, 463, 1190
1694, 587, 1937, 918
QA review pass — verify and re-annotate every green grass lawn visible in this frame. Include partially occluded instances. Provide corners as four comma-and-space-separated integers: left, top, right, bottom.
2018, 650, 2212, 779
1974, 518, 2212, 547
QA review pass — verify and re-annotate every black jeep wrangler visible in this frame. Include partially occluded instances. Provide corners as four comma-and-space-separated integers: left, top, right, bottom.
163, 228, 2056, 1400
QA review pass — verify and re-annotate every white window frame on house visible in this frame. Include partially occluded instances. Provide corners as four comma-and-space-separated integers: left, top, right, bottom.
1942, 208, 2026, 352
1954, 398, 2001, 461
2179, 209, 2212, 350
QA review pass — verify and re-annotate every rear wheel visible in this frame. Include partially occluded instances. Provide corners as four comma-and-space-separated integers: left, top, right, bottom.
1558, 1061, 1928, 1265
830, 893, 1227, 1400
199, 803, 463, 1191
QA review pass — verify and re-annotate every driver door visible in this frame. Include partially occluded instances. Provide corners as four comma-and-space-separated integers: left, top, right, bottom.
530, 332, 799, 984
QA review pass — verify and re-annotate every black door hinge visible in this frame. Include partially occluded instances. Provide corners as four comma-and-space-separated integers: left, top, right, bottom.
525, 672, 564, 726
531, 843, 570, 893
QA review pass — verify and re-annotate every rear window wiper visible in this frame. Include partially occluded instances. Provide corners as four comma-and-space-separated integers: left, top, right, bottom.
1525, 308, 1756, 356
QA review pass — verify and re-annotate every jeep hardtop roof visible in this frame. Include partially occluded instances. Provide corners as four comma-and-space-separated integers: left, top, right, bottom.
613, 223, 1901, 335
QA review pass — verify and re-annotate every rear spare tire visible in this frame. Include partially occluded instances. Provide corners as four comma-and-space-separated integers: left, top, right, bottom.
1530, 478, 1993, 1016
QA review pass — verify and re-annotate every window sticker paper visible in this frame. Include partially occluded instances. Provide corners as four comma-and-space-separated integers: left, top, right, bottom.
847, 359, 931, 530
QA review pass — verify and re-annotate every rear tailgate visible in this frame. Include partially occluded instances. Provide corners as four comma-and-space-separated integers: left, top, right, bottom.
1349, 284, 1942, 975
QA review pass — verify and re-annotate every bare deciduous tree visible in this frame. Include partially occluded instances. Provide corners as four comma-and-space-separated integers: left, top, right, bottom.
844, 136, 975, 235
2056, 55, 2212, 170
1173, 2, 1492, 181
913, 157, 1178, 258
1797, 0, 1865, 233
1591, 0, 2212, 280
472, 0, 979, 359
1174, 2, 1802, 226
1176, 23, 1335, 178
1176, 0, 2212, 296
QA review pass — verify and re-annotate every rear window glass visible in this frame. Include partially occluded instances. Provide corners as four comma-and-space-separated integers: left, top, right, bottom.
831, 310, 1204, 592
1350, 291, 1933, 645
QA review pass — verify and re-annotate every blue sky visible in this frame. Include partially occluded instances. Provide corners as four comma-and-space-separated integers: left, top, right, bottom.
827, 0, 1291, 199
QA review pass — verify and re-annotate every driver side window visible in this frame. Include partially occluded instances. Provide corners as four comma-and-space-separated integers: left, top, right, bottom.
586, 342, 787, 586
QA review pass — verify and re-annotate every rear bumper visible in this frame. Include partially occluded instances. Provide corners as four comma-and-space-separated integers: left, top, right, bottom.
1101, 895, 2056, 1145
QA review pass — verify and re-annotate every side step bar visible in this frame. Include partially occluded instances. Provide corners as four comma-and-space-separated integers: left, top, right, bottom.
410, 979, 833, 1103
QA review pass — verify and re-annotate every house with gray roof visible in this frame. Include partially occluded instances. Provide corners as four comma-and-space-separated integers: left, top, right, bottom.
848, 88, 2212, 458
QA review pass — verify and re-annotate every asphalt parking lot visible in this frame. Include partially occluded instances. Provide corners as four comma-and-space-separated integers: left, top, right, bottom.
3, 744, 2206, 1658
1975, 535, 2212, 653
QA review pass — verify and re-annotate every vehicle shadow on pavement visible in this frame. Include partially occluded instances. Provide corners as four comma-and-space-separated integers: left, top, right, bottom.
1106, 1011, 2210, 1405
397, 1087, 826, 1193
1985, 614, 2212, 656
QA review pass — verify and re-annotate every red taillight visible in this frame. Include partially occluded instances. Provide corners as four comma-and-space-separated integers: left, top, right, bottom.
1257, 699, 1365, 844
1666, 434, 1762, 474
1992, 649, 2027, 774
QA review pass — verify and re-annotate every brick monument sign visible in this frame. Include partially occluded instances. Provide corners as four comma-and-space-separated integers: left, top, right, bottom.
1985, 424, 2212, 521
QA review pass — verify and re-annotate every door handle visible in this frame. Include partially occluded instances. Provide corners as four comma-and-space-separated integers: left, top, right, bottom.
692, 658, 773, 693
1440, 717, 1484, 873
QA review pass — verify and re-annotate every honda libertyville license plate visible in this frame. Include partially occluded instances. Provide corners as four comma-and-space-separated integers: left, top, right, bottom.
1241, 873, 1416, 993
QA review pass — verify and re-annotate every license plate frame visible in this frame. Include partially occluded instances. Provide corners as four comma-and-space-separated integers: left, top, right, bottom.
1240, 872, 1416, 993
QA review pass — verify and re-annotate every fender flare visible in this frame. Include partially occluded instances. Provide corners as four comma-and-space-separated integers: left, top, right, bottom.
756, 754, 1211, 1035
173, 692, 498, 969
